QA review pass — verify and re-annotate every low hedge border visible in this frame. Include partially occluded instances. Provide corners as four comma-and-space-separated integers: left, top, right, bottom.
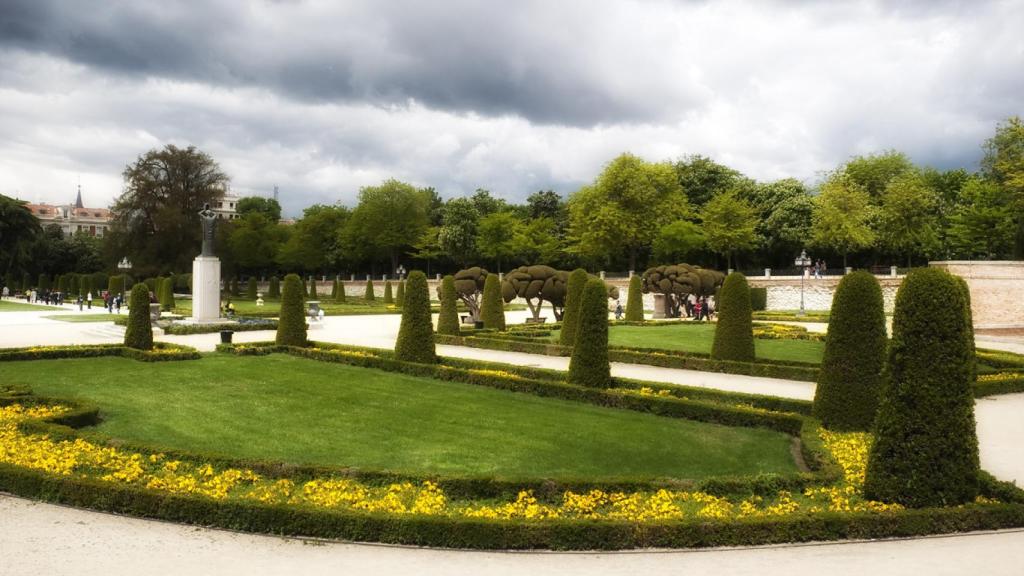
0, 342, 200, 362
162, 319, 278, 335
974, 376, 1024, 398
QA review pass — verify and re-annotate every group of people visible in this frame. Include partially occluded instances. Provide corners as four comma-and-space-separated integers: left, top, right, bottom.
811, 259, 828, 279
684, 295, 715, 321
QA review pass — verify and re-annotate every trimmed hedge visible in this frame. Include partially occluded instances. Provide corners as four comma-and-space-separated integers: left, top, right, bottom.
568, 278, 611, 388
559, 268, 589, 346
436, 275, 461, 336
813, 271, 886, 431
309, 277, 318, 298
711, 272, 755, 362
480, 273, 506, 331
268, 276, 280, 298
160, 277, 176, 311
123, 283, 153, 351
865, 268, 980, 508
364, 278, 375, 301
246, 277, 258, 300
396, 280, 405, 308
275, 274, 307, 347
750, 287, 767, 311
394, 271, 436, 363
384, 280, 394, 304
163, 319, 277, 335
0, 342, 200, 362
625, 274, 644, 322
335, 280, 346, 303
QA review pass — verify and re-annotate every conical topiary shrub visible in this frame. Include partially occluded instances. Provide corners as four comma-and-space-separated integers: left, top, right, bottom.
246, 277, 257, 300
710, 272, 755, 362
436, 275, 460, 336
568, 278, 611, 388
480, 273, 506, 330
336, 280, 346, 303
330, 279, 338, 299
396, 280, 406, 308
309, 277, 318, 298
559, 268, 589, 346
365, 278, 375, 301
384, 280, 394, 304
625, 274, 644, 322
276, 273, 307, 346
160, 276, 176, 312
123, 283, 153, 350
812, 271, 886, 431
864, 268, 979, 508
230, 277, 240, 296
394, 271, 436, 363
268, 276, 280, 298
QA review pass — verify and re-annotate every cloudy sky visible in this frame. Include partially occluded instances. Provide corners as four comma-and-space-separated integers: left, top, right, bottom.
1, 0, 1021, 216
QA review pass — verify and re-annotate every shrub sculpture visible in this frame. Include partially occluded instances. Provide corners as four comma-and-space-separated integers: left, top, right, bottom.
710, 272, 755, 362
750, 287, 768, 311
268, 276, 280, 298
384, 280, 394, 304
276, 274, 307, 347
394, 270, 436, 363
481, 273, 506, 330
625, 274, 644, 322
502, 265, 619, 322
160, 277, 176, 312
309, 277, 318, 298
441, 267, 488, 323
436, 275, 460, 336
246, 277, 257, 300
640, 264, 724, 318
123, 283, 153, 350
230, 277, 240, 296
559, 268, 589, 346
864, 268, 979, 508
335, 280, 346, 303
568, 278, 611, 388
365, 278, 375, 301
812, 271, 885, 431
330, 279, 338, 299
396, 280, 405, 308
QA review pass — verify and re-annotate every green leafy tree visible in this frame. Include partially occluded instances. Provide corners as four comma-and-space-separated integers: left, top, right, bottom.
710, 272, 754, 362
343, 180, 428, 270
878, 174, 940, 266
568, 153, 690, 271
514, 217, 563, 266
0, 194, 41, 279
436, 275, 461, 335
410, 226, 444, 276
843, 150, 916, 199
810, 174, 876, 267
651, 220, 704, 264
701, 190, 759, 269
980, 116, 1024, 256
476, 211, 522, 273
394, 271, 436, 363
864, 268, 979, 507
228, 212, 287, 274
625, 274, 644, 321
275, 274, 307, 346
813, 272, 886, 431
236, 196, 282, 221
526, 190, 565, 220
480, 273, 506, 330
279, 204, 348, 273
438, 198, 479, 266
567, 278, 611, 388
123, 283, 153, 350
947, 179, 1015, 258
559, 269, 589, 346
673, 155, 742, 207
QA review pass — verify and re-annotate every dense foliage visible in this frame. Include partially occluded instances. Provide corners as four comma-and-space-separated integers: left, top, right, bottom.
436, 275, 461, 336
559, 268, 589, 346
710, 273, 755, 362
123, 283, 153, 350
625, 274, 644, 322
567, 278, 612, 387
480, 273, 506, 330
275, 274, 307, 347
394, 271, 436, 363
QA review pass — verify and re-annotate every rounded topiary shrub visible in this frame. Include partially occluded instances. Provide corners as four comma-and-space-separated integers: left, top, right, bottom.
864, 267, 979, 508
396, 280, 405, 308
436, 275, 460, 336
365, 278, 375, 301
246, 277, 257, 300
812, 271, 886, 431
123, 283, 153, 350
394, 271, 436, 363
568, 278, 611, 388
384, 280, 394, 304
625, 274, 644, 322
160, 276, 176, 311
335, 280, 346, 303
710, 272, 755, 362
559, 269, 589, 346
750, 287, 768, 311
275, 273, 307, 347
480, 273, 506, 331
268, 276, 280, 299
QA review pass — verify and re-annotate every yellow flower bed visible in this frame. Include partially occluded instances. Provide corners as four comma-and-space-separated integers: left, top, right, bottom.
1, 402, 996, 524
467, 369, 523, 380
978, 372, 1024, 382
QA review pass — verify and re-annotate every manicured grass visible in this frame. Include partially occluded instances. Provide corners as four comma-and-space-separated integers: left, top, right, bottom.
172, 298, 398, 317
0, 300, 62, 312
553, 323, 825, 364
1, 354, 798, 481
42, 314, 120, 323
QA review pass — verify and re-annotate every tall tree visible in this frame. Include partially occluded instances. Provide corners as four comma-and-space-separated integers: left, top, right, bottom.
651, 220, 704, 264
438, 198, 479, 266
980, 116, 1024, 256
673, 155, 742, 207
878, 173, 940, 267
343, 180, 428, 271
568, 153, 690, 271
106, 144, 229, 275
470, 188, 507, 217
526, 190, 564, 220
810, 174, 876, 268
0, 194, 42, 278
228, 212, 288, 273
514, 217, 563, 265
236, 196, 282, 221
280, 204, 348, 273
947, 178, 1015, 259
701, 190, 759, 269
842, 150, 916, 199
476, 211, 521, 272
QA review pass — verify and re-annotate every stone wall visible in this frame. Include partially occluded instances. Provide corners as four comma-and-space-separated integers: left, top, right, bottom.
929, 261, 1024, 328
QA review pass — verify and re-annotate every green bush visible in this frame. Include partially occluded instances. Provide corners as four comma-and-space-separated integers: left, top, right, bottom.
275, 274, 307, 347
711, 272, 755, 363
246, 277, 257, 300
394, 271, 436, 363
864, 268, 980, 508
339, 278, 352, 303
309, 277, 318, 298
365, 278, 375, 301
750, 287, 768, 311
480, 274, 506, 331
625, 275, 644, 322
230, 277, 240, 296
268, 276, 280, 298
330, 279, 338, 299
568, 278, 611, 388
559, 269, 589, 346
384, 280, 394, 304
812, 272, 886, 431
396, 280, 406, 308
123, 283, 153, 351
436, 275, 460, 336
106, 275, 118, 296
159, 276, 176, 311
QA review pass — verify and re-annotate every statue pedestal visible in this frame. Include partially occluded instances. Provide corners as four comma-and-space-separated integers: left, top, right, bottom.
192, 256, 221, 322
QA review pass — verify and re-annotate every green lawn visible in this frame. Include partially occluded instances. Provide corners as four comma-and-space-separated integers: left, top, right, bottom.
42, 313, 120, 323
554, 323, 825, 364
172, 297, 398, 316
0, 300, 62, 312
1, 355, 797, 481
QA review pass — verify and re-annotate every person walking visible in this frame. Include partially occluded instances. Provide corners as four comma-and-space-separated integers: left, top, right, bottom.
693, 298, 702, 321
614, 300, 623, 320
87, 292, 92, 310
115, 295, 122, 314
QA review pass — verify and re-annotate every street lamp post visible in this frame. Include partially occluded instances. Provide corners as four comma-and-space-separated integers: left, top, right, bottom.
118, 257, 132, 312
794, 249, 811, 317
395, 265, 406, 280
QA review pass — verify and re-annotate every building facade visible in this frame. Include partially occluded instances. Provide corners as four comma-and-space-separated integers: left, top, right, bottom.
211, 192, 242, 220
24, 188, 112, 237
